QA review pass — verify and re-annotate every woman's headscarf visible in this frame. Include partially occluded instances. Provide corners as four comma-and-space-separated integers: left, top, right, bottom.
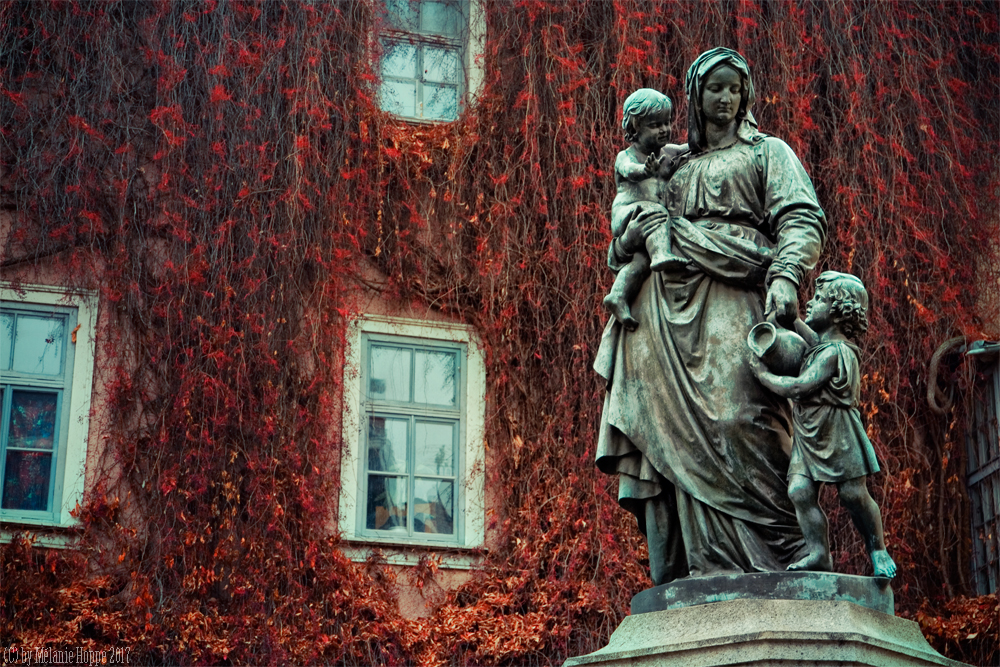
685, 47, 762, 152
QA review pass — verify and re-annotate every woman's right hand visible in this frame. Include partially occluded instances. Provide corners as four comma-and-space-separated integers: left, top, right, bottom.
619, 208, 667, 254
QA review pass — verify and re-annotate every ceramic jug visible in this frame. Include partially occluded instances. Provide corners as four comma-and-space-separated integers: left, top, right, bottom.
747, 321, 808, 377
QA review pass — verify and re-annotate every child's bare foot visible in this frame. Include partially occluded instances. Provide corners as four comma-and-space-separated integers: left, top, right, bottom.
603, 294, 639, 331
787, 551, 833, 572
871, 550, 896, 579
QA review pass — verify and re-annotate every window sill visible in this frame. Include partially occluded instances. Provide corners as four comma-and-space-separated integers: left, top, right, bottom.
1, 513, 81, 528
341, 537, 485, 570
1, 523, 83, 549
383, 110, 467, 126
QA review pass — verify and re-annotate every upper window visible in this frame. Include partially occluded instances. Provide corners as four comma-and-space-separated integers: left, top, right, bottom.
339, 316, 485, 550
378, 0, 470, 121
0, 284, 97, 527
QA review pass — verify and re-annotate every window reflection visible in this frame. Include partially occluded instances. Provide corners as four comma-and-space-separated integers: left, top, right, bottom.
421, 1, 461, 35
382, 41, 417, 79
2, 450, 52, 511
9, 391, 57, 450
366, 475, 408, 531
423, 85, 458, 122
370, 345, 411, 402
384, 0, 419, 30
424, 47, 459, 83
414, 349, 456, 405
380, 80, 418, 117
368, 417, 408, 473
414, 478, 453, 534
0, 313, 13, 370
415, 421, 454, 475
12, 314, 65, 375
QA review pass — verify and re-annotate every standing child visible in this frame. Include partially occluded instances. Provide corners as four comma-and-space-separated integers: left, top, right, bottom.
604, 88, 687, 330
751, 271, 897, 578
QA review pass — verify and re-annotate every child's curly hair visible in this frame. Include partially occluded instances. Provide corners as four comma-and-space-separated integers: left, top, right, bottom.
816, 271, 869, 339
622, 88, 673, 142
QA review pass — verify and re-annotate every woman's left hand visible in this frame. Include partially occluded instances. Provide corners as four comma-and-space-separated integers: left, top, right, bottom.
619, 208, 666, 254
765, 277, 798, 327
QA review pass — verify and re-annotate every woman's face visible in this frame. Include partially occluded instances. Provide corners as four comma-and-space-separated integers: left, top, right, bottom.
700, 65, 742, 128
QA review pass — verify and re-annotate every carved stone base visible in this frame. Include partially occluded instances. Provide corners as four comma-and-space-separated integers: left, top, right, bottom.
564, 577, 968, 667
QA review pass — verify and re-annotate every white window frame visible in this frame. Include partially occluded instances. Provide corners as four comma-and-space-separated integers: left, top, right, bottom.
376, 0, 485, 122
359, 333, 466, 544
0, 283, 97, 528
340, 315, 485, 555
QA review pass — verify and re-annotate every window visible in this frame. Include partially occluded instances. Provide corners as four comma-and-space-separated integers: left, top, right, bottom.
966, 340, 999, 594
377, 0, 477, 121
0, 284, 97, 527
362, 337, 462, 539
340, 316, 484, 550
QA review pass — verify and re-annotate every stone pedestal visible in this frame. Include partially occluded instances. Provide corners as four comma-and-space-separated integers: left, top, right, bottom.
564, 574, 968, 667
631, 571, 895, 615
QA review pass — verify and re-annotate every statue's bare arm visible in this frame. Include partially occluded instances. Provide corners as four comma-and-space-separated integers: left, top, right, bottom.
751, 346, 837, 400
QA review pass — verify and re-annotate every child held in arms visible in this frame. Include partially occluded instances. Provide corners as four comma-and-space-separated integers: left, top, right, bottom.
751, 272, 897, 579
604, 88, 688, 330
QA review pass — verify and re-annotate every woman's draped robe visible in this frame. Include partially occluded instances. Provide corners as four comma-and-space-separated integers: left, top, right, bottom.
595, 136, 827, 584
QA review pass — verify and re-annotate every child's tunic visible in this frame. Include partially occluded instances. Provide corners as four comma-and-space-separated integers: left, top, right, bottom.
788, 340, 880, 482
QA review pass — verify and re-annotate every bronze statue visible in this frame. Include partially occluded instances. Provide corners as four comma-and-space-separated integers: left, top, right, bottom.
594, 47, 826, 585
750, 272, 896, 579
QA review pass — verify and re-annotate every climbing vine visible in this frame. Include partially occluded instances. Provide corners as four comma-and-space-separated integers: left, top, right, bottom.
1, 1, 997, 665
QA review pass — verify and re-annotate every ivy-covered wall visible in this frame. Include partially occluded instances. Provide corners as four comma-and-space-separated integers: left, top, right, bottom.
1, 1, 997, 665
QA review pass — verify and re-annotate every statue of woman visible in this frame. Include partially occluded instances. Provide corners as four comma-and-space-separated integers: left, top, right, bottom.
594, 48, 827, 585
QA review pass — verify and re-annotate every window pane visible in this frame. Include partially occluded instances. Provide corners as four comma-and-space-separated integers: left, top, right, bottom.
366, 475, 408, 531
414, 478, 453, 534
383, 0, 419, 31
423, 46, 460, 84
381, 80, 418, 117
421, 1, 462, 36
368, 416, 408, 473
8, 391, 58, 450
382, 41, 417, 79
2, 450, 52, 511
414, 349, 456, 405
423, 84, 458, 121
0, 313, 12, 370
415, 421, 454, 475
370, 345, 411, 402
12, 315, 65, 375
